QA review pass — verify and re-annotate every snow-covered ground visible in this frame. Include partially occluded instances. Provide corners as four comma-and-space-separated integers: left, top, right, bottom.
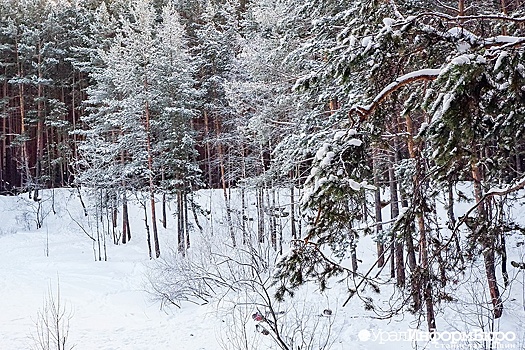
0, 188, 524, 349
0, 189, 223, 350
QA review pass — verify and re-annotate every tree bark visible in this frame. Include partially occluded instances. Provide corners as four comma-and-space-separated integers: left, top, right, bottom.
122, 191, 131, 244
373, 154, 385, 268
215, 118, 236, 247
471, 159, 503, 318
145, 97, 160, 258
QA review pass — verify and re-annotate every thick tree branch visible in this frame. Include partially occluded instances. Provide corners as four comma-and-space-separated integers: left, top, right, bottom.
351, 69, 441, 120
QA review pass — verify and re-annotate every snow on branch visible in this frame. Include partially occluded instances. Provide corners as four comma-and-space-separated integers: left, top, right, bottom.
399, 12, 525, 25
352, 69, 441, 120
457, 176, 525, 228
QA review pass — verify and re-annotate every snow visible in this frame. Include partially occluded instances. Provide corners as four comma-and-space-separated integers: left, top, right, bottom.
0, 190, 222, 350
347, 138, 362, 147
0, 187, 524, 350
442, 93, 455, 114
486, 35, 523, 45
382, 17, 395, 32
447, 27, 478, 42
320, 151, 335, 167
451, 55, 472, 65
333, 130, 346, 141
494, 50, 509, 71
315, 142, 331, 161
360, 69, 441, 112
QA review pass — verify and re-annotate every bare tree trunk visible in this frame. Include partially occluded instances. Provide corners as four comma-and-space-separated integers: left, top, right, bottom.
144, 99, 160, 258
471, 160, 503, 318
270, 188, 277, 250
142, 201, 153, 259
405, 113, 433, 327
257, 187, 265, 243
516, 145, 522, 175
241, 146, 247, 244
215, 118, 236, 247
373, 154, 385, 267
389, 155, 402, 283
122, 191, 131, 244
161, 168, 167, 229
184, 192, 190, 250
447, 181, 464, 266
204, 110, 213, 188
290, 171, 297, 240
351, 228, 358, 273
35, 41, 44, 200
177, 190, 185, 256
1, 78, 7, 191
15, 38, 30, 189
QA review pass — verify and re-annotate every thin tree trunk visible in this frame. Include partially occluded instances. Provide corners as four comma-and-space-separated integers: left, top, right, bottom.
241, 146, 247, 244
405, 113, 432, 325
184, 192, 190, 250
144, 99, 160, 258
373, 154, 385, 267
290, 184, 297, 240
257, 187, 265, 243
447, 181, 464, 266
388, 155, 400, 281
270, 188, 277, 250
516, 145, 522, 175
204, 110, 213, 188
177, 190, 185, 256
472, 159, 503, 318
190, 192, 203, 233
15, 38, 30, 189
143, 201, 153, 259
35, 41, 44, 199
215, 118, 235, 247
1, 78, 7, 192
122, 191, 130, 244
161, 169, 167, 229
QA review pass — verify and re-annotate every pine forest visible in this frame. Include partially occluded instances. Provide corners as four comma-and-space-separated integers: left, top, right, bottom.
1, 0, 525, 349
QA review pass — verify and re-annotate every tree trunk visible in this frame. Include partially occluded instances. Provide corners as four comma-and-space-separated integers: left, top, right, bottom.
122, 191, 131, 244
373, 154, 385, 268
405, 113, 433, 327
1, 78, 7, 192
15, 38, 30, 189
35, 41, 44, 199
290, 183, 297, 240
215, 118, 236, 247
177, 191, 185, 255
184, 191, 190, 250
389, 155, 402, 283
270, 188, 277, 250
203, 110, 213, 188
471, 160, 503, 319
145, 100, 160, 258
241, 146, 247, 244
257, 187, 265, 243
143, 201, 153, 259
161, 168, 167, 229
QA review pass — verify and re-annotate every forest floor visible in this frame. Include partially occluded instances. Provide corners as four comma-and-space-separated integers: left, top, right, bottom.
0, 188, 524, 349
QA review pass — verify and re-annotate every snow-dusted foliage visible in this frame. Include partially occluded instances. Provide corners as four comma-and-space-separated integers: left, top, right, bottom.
2, 0, 525, 348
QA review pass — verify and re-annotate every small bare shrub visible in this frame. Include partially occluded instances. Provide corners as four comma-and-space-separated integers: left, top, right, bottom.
32, 281, 75, 350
